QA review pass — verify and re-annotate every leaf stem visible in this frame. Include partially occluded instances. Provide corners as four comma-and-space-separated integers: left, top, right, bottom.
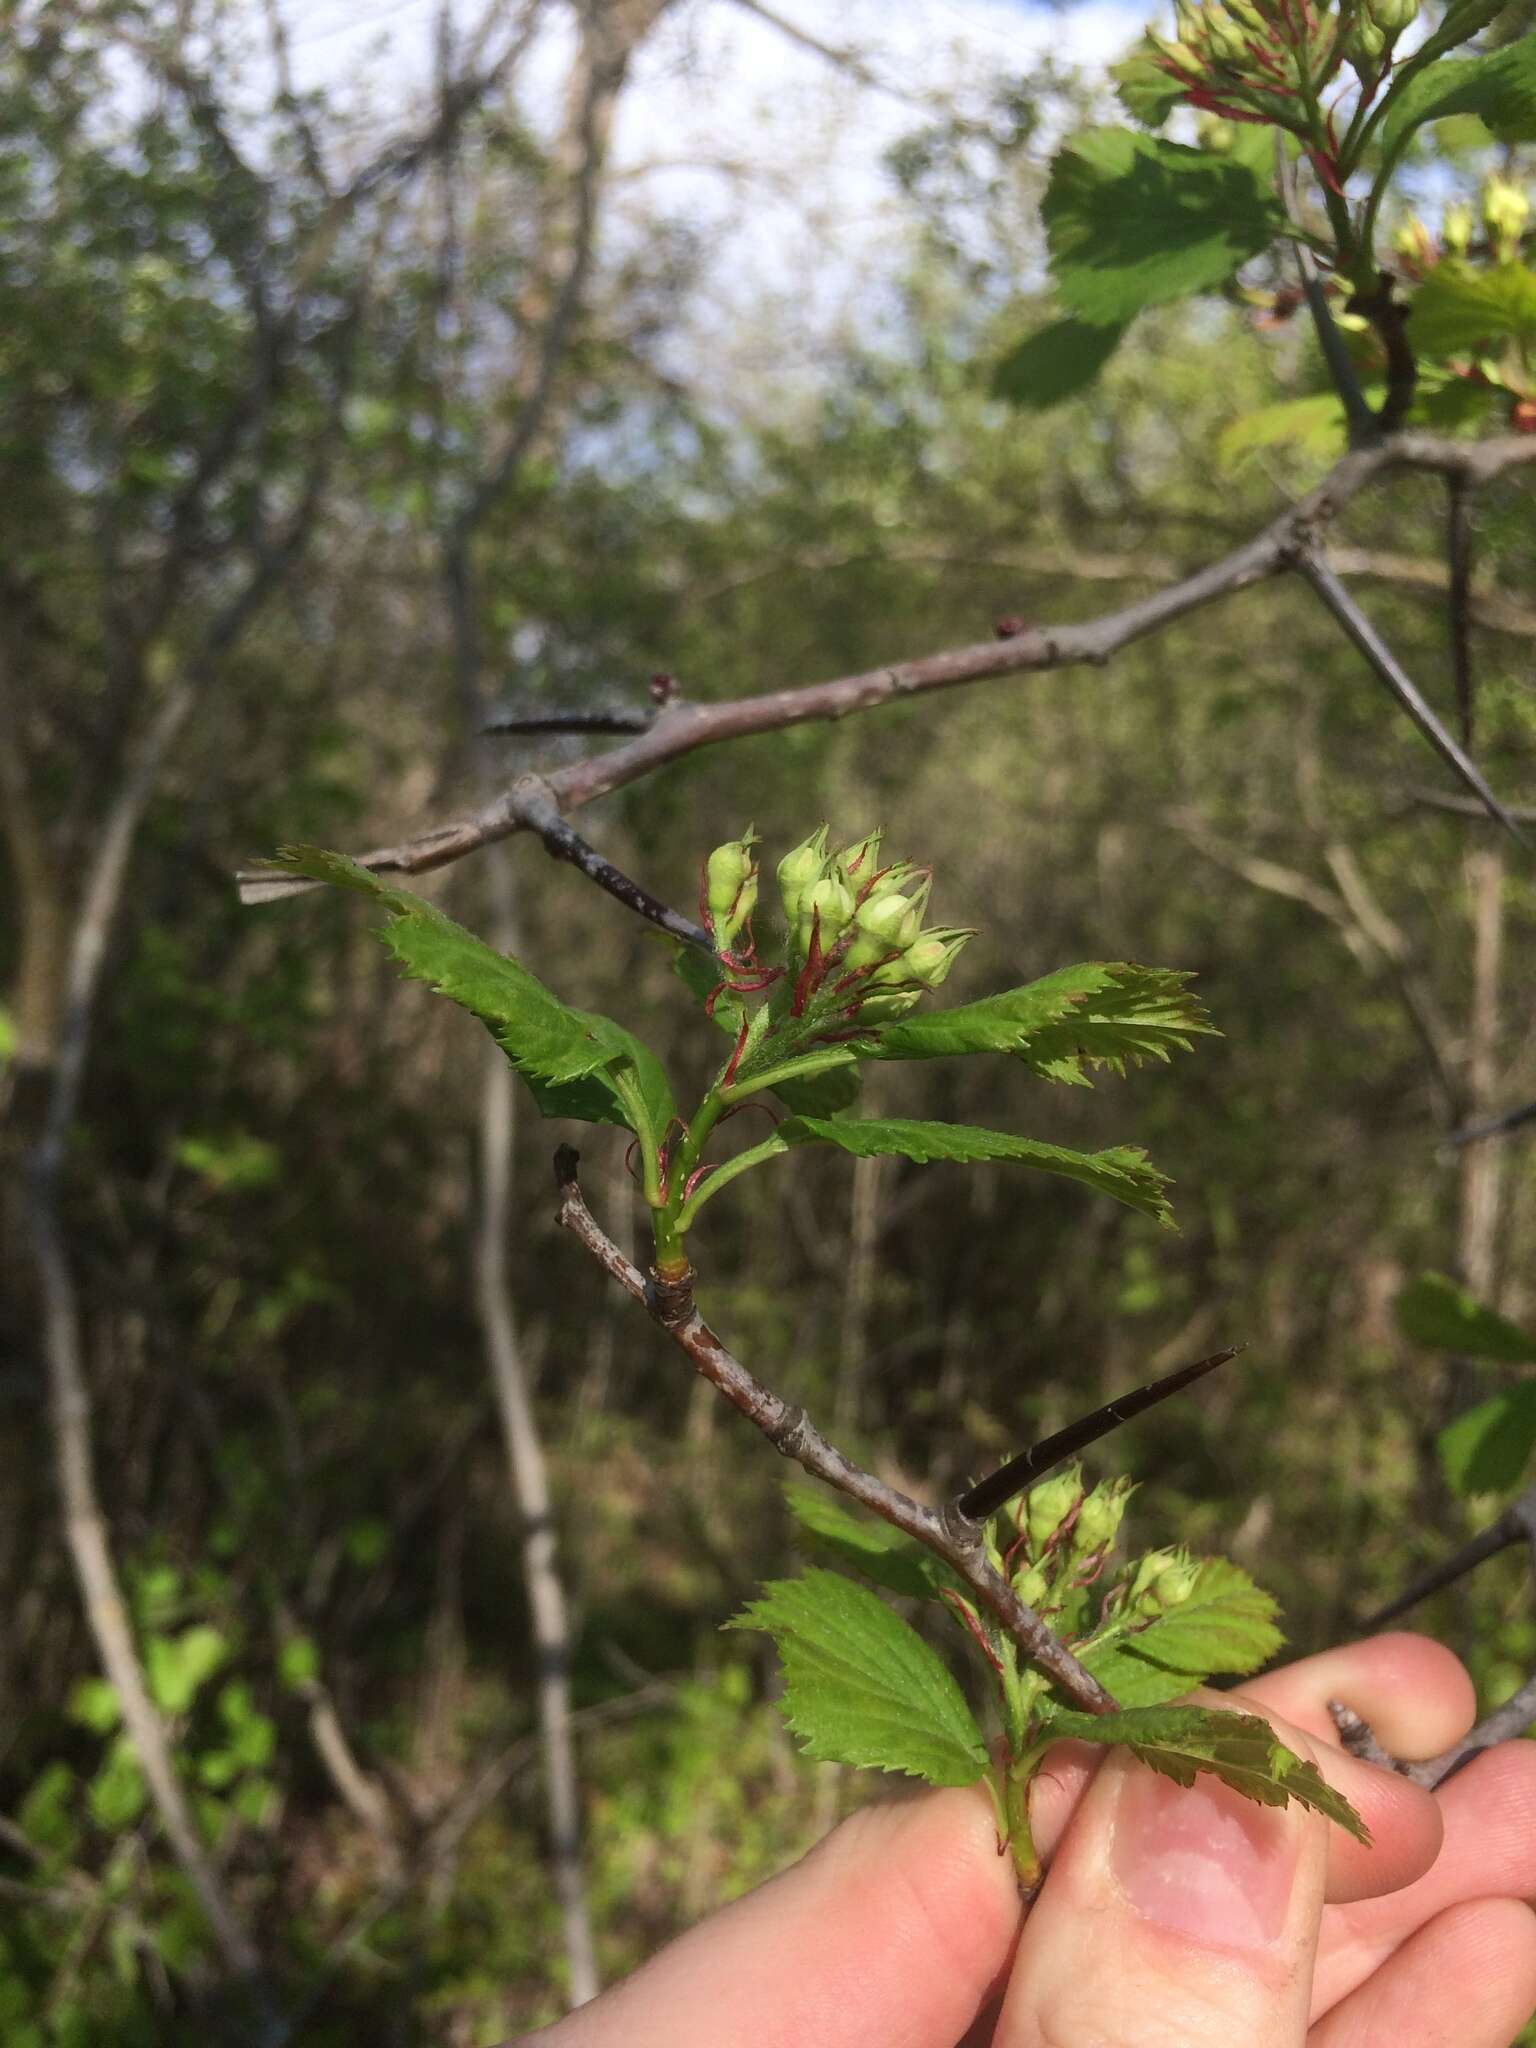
674, 1132, 788, 1232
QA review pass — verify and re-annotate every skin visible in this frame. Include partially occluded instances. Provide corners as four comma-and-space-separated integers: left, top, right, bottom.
521, 1634, 1536, 2048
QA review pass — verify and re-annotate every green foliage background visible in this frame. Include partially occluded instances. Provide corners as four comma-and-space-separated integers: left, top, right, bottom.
3, 3, 1536, 2040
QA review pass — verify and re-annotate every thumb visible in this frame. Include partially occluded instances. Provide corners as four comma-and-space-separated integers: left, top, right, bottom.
996, 1725, 1329, 2048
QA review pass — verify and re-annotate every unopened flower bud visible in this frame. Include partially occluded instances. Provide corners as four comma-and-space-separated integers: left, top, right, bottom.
1071, 1477, 1132, 1557
839, 829, 884, 882
1016, 1563, 1052, 1611
777, 825, 830, 927
706, 830, 759, 950
1128, 1548, 1197, 1612
1349, 15, 1386, 69
903, 927, 976, 990
1196, 113, 1237, 153
1203, 8, 1247, 63
798, 875, 854, 956
1484, 174, 1530, 263
1366, 0, 1416, 35
1391, 214, 1434, 269
1442, 200, 1474, 257
844, 888, 924, 970
1149, 26, 1201, 71
1025, 1468, 1083, 1554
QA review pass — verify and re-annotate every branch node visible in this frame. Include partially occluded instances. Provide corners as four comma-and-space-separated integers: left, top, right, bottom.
766, 1404, 813, 1458
645, 1264, 696, 1328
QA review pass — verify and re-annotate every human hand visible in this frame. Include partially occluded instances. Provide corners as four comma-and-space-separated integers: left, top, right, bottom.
522, 1633, 1536, 2046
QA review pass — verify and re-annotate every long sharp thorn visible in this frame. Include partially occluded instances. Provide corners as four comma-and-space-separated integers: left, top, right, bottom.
956, 1346, 1246, 1526
1301, 552, 1525, 843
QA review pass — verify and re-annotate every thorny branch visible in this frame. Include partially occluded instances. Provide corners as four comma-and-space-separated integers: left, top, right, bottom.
552, 1147, 1120, 1715
1332, 1484, 1536, 1787
238, 431, 1536, 908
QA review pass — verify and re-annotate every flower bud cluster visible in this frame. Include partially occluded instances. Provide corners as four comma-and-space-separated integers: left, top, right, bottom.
772, 824, 976, 1023
1148, 0, 1420, 142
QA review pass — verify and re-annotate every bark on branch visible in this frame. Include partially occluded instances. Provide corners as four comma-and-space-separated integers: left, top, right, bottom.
239, 431, 1536, 907
552, 1148, 1118, 1715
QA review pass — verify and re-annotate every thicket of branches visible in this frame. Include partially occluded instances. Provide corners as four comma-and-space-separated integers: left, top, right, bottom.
3, 0, 1536, 2040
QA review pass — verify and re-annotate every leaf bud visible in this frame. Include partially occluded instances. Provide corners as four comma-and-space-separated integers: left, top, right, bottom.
1483, 174, 1530, 263
798, 874, 854, 956
1025, 1467, 1083, 1555
777, 825, 830, 927
705, 829, 759, 949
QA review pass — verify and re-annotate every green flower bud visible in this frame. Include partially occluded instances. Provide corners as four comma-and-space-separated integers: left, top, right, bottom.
706, 829, 759, 948
777, 825, 830, 927
903, 927, 976, 990
1484, 174, 1530, 263
1196, 113, 1237, 153
1071, 1477, 1133, 1557
1349, 14, 1386, 67
1127, 1548, 1197, 1613
1391, 214, 1433, 268
1148, 27, 1201, 72
1442, 200, 1474, 257
844, 888, 924, 970
1025, 1468, 1083, 1555
839, 829, 884, 883
1203, 8, 1247, 63
1016, 1563, 1052, 1611
1224, 0, 1267, 33
1365, 0, 1416, 35
797, 874, 854, 956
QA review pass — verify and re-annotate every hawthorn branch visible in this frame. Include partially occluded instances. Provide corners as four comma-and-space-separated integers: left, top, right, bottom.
1448, 476, 1475, 748
1448, 1099, 1536, 1147
1330, 1676, 1536, 1790
1361, 1482, 1536, 1630
1296, 548, 1525, 843
238, 431, 1536, 908
552, 1147, 1117, 1715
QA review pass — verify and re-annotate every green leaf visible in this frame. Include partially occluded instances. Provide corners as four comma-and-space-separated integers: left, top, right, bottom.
67, 1677, 122, 1735
1111, 38, 1187, 127
771, 1061, 864, 1117
1217, 386, 1385, 470
1395, 1273, 1536, 1362
1076, 1557, 1283, 1707
1379, 34, 1536, 163
277, 1634, 319, 1691
87, 1736, 148, 1833
992, 318, 1127, 411
146, 1624, 228, 1716
1438, 1382, 1536, 1494
1409, 261, 1536, 357
275, 848, 674, 1139
1043, 129, 1285, 324
1047, 1704, 1370, 1842
779, 1115, 1174, 1225
671, 940, 741, 1037
875, 962, 1213, 1084
727, 1570, 988, 1787
786, 1491, 958, 1599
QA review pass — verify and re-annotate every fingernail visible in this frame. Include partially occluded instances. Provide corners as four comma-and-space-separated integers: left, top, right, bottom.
1110, 1763, 1300, 1952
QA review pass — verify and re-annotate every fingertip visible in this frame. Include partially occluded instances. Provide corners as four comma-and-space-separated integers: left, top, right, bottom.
1243, 1632, 1477, 1760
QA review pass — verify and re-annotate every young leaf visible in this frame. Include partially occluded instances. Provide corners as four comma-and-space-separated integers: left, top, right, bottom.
1409, 261, 1536, 358
1378, 35, 1536, 165
1395, 1273, 1536, 1363
992, 317, 1127, 411
779, 1115, 1174, 1225
1438, 1383, 1536, 1496
874, 963, 1212, 1084
274, 848, 674, 1139
1111, 38, 1187, 128
786, 1490, 959, 1599
727, 1570, 989, 1788
1043, 130, 1285, 325
1046, 1705, 1371, 1842
1075, 1557, 1283, 1708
